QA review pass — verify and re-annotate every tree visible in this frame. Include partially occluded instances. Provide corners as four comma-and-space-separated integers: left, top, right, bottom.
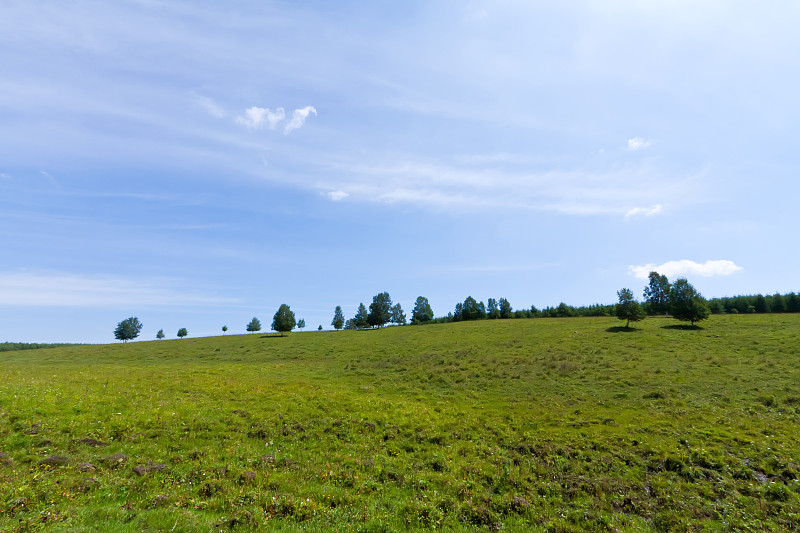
222, 325, 228, 335
462, 296, 485, 321
331, 306, 345, 330
411, 296, 434, 325
177, 328, 188, 339
771, 293, 787, 313
487, 298, 499, 319
156, 329, 165, 340
787, 292, 800, 313
246, 317, 261, 333
318, 325, 322, 331
353, 303, 369, 330
390, 303, 407, 325
272, 304, 296, 336
498, 298, 512, 319
297, 318, 306, 330
453, 302, 464, 321
754, 294, 768, 313
114, 316, 142, 342
616, 288, 646, 328
669, 278, 711, 326
368, 292, 393, 328
644, 271, 671, 316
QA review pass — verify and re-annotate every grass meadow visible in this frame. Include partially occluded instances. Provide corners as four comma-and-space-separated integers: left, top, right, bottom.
2, 314, 800, 531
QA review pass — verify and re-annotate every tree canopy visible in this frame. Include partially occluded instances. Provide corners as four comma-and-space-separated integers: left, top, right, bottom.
353, 303, 369, 330
616, 288, 646, 328
411, 296, 434, 325
331, 306, 345, 330
368, 292, 393, 328
114, 316, 142, 342
644, 271, 671, 315
177, 328, 188, 339
669, 278, 711, 326
390, 303, 407, 325
156, 328, 165, 340
272, 304, 296, 336
246, 317, 261, 333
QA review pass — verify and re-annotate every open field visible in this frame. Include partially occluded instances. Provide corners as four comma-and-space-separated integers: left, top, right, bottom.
2, 315, 800, 531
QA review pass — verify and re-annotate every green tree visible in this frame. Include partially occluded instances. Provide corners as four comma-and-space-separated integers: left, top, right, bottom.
272, 304, 296, 336
177, 328, 188, 339
297, 318, 306, 330
411, 296, 434, 325
644, 271, 671, 316
669, 278, 711, 326
353, 303, 369, 330
317, 325, 322, 331
787, 292, 800, 313
114, 316, 142, 342
487, 298, 499, 319
390, 303, 407, 325
246, 317, 261, 333
453, 302, 464, 321
368, 292, 393, 328
331, 306, 345, 330
498, 298, 512, 319
222, 325, 228, 335
462, 296, 485, 321
156, 328, 165, 340
771, 293, 787, 313
754, 294, 769, 313
616, 288, 646, 328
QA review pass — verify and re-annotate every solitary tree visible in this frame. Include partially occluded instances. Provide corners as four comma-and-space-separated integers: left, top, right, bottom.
411, 296, 434, 325
498, 298, 512, 319
368, 292, 393, 328
246, 317, 261, 333
114, 317, 143, 342
156, 329, 165, 340
297, 318, 306, 330
616, 288, 646, 328
644, 271, 671, 316
669, 278, 711, 326
272, 304, 296, 336
318, 325, 322, 331
331, 306, 345, 330
353, 303, 369, 330
222, 325, 228, 335
177, 328, 188, 339
390, 303, 407, 325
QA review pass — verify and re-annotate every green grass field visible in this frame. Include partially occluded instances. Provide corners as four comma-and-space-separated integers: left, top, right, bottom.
2, 315, 800, 531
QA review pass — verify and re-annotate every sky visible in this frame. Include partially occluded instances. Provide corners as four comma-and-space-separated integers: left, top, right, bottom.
1, 0, 798, 343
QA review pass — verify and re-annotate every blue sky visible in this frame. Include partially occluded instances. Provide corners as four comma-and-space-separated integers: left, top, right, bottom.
1, 1, 798, 343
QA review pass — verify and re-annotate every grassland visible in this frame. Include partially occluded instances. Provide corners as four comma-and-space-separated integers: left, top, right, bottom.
2, 314, 800, 531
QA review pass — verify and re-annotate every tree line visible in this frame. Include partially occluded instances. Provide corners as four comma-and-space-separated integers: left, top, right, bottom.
113, 274, 799, 341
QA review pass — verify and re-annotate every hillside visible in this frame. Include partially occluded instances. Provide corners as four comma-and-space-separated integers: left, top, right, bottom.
1, 315, 799, 531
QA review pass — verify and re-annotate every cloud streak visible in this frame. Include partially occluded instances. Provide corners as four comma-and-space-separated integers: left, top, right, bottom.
284, 106, 317, 134
628, 260, 743, 280
625, 204, 662, 218
0, 271, 242, 308
628, 137, 653, 150
236, 106, 286, 130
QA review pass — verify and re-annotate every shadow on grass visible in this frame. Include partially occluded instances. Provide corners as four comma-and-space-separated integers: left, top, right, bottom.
258, 334, 288, 339
606, 326, 642, 333
661, 324, 705, 331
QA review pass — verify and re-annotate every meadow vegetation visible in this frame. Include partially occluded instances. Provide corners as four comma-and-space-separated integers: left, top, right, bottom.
2, 315, 800, 531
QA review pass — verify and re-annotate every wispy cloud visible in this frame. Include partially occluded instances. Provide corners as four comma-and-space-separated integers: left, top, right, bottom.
0, 271, 242, 308
284, 106, 317, 134
0, 172, 10, 179
325, 190, 349, 201
629, 260, 743, 280
627, 137, 653, 150
193, 93, 226, 118
625, 204, 662, 218
236, 106, 286, 130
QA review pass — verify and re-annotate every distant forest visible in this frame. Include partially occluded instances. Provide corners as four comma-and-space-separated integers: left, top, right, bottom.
0, 342, 80, 353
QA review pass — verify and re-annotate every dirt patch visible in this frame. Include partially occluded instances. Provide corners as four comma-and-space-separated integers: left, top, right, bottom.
74, 438, 108, 447
38, 455, 69, 467
99, 453, 128, 467
75, 478, 98, 493
239, 471, 257, 484
133, 462, 167, 476
78, 463, 96, 472
24, 422, 42, 435
187, 450, 206, 460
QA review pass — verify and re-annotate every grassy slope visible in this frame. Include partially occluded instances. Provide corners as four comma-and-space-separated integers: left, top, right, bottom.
1, 315, 800, 531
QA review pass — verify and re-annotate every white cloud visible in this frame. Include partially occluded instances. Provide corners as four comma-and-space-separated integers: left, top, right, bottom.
625, 204, 662, 218
627, 137, 653, 150
236, 106, 285, 130
284, 106, 317, 134
193, 93, 226, 118
326, 190, 349, 201
0, 172, 10, 179
628, 260, 743, 280
0, 271, 242, 308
